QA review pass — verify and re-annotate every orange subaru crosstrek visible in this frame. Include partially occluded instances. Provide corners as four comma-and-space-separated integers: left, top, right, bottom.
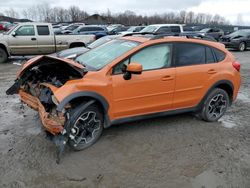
7, 35, 241, 157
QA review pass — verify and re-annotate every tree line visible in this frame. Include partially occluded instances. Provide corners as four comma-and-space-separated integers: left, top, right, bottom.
2, 4, 230, 25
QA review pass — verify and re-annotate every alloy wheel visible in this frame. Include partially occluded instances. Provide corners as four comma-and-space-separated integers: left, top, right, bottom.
70, 111, 101, 147
207, 94, 227, 119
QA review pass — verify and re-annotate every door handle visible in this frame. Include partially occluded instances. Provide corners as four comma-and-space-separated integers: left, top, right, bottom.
207, 69, 217, 74
161, 75, 174, 81
31, 38, 36, 41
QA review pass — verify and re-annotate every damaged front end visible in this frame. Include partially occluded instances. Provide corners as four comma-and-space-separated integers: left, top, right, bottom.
6, 55, 86, 163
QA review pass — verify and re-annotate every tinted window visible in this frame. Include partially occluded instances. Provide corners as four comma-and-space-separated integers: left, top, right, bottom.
113, 43, 172, 74
213, 48, 226, 62
157, 26, 171, 33
206, 47, 216, 64
79, 27, 88, 32
170, 26, 181, 33
15, 25, 35, 36
175, 43, 205, 66
93, 27, 104, 31
37, 26, 50, 35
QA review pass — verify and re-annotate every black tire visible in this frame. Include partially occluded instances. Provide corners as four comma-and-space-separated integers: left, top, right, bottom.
238, 42, 246, 51
198, 88, 229, 122
0, 48, 8, 63
68, 103, 104, 151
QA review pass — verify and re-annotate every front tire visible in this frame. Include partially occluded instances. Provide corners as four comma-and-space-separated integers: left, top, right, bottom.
238, 42, 246, 51
0, 48, 8, 63
68, 104, 104, 151
198, 88, 229, 122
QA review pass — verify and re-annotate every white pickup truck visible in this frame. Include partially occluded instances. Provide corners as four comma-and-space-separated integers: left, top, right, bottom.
0, 22, 96, 63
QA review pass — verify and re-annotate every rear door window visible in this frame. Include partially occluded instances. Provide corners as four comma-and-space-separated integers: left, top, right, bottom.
213, 48, 226, 62
37, 26, 50, 35
157, 27, 171, 33
175, 43, 206, 66
206, 47, 216, 64
170, 26, 181, 33
93, 27, 104, 31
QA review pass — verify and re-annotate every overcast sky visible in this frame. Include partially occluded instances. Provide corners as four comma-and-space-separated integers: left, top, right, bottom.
1, 0, 250, 25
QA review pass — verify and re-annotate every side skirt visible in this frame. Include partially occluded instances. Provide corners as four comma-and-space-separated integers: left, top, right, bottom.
109, 106, 198, 127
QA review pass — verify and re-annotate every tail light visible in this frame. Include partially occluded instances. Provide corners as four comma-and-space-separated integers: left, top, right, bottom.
232, 61, 240, 72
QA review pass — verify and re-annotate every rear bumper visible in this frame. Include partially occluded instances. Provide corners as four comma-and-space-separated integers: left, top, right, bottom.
19, 90, 65, 135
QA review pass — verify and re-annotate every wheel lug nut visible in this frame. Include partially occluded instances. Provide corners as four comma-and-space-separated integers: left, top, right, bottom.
71, 128, 76, 134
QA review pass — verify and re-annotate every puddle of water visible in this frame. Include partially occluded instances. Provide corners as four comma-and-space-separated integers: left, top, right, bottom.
192, 170, 226, 188
237, 93, 250, 103
220, 119, 237, 128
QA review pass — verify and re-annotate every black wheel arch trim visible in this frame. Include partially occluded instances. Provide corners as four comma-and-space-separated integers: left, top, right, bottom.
197, 80, 234, 109
56, 91, 109, 112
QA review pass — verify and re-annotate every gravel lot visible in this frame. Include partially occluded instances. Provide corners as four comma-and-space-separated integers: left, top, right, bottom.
0, 51, 250, 188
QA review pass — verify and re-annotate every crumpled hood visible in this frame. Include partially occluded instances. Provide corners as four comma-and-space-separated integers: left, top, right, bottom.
17, 55, 84, 78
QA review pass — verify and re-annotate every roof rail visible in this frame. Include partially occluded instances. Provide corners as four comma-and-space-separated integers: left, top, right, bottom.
123, 32, 155, 37
122, 32, 217, 42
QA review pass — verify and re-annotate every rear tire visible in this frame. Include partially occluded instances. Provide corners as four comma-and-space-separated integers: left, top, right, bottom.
0, 48, 8, 63
238, 42, 246, 51
68, 103, 104, 151
198, 88, 229, 122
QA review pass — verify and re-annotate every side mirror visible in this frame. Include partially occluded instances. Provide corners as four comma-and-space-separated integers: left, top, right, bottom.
123, 62, 142, 80
11, 32, 16, 37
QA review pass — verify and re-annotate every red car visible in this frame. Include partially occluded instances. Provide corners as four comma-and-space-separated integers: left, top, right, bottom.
0, 24, 4, 31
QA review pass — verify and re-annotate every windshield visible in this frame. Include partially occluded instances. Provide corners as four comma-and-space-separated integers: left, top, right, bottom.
229, 30, 250, 37
140, 26, 158, 33
76, 39, 139, 70
200, 28, 211, 32
88, 37, 113, 49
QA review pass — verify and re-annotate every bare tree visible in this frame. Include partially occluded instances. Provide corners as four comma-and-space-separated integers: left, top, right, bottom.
179, 11, 187, 24
68, 6, 81, 22
236, 14, 244, 25
37, 3, 51, 22
19, 5, 229, 26
4, 8, 19, 18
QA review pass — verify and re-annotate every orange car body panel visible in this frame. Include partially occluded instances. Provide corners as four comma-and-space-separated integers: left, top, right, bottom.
19, 90, 65, 134
17, 36, 241, 134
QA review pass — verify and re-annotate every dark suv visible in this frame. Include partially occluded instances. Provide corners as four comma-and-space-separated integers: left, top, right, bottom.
72, 25, 108, 39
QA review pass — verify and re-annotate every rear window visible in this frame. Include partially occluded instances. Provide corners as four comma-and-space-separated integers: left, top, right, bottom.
213, 48, 226, 62
37, 26, 50, 35
170, 26, 181, 33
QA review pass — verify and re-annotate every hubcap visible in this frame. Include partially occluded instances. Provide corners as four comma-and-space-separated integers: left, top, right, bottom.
70, 111, 101, 146
208, 94, 227, 119
240, 43, 245, 51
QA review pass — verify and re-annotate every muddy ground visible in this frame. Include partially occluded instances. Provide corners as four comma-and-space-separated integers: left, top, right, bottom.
0, 52, 250, 188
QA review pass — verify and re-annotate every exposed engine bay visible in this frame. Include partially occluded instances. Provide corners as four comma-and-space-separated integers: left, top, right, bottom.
6, 56, 86, 163
7, 56, 85, 113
